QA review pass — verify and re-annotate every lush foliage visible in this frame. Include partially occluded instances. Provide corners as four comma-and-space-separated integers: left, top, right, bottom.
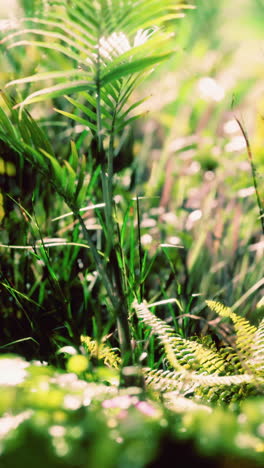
0, 355, 264, 467
134, 299, 264, 401
0, 0, 263, 466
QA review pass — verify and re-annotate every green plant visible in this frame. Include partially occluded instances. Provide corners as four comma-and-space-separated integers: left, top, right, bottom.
0, 354, 264, 467
0, 0, 193, 372
1, 2, 264, 466
133, 299, 264, 404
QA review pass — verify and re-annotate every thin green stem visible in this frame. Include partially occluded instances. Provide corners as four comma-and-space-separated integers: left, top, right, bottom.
95, 37, 103, 154
74, 209, 134, 376
236, 118, 264, 235
93, 40, 133, 372
74, 210, 117, 307
136, 196, 143, 302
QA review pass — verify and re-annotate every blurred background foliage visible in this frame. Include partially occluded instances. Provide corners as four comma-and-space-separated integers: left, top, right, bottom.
0, 0, 263, 358
0, 355, 263, 468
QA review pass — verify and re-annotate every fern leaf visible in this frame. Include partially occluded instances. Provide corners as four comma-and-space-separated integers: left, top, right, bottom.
81, 335, 121, 369
249, 318, 264, 375
164, 394, 212, 414
135, 300, 264, 403
142, 367, 254, 396
134, 300, 227, 374
206, 300, 257, 365
143, 368, 188, 393
133, 300, 188, 371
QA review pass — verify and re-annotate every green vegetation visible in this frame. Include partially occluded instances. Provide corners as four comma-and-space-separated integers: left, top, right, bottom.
0, 0, 263, 466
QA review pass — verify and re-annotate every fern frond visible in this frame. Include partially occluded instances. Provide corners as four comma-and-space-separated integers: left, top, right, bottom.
133, 300, 227, 374
164, 394, 212, 414
81, 335, 121, 369
206, 300, 257, 366
142, 367, 255, 396
248, 318, 264, 375
143, 368, 189, 393
134, 300, 264, 404
133, 300, 184, 371
217, 345, 244, 374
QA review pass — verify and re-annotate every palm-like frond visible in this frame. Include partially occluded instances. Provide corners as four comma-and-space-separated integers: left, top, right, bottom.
0, 0, 193, 181
0, 0, 192, 195
1, 0, 189, 117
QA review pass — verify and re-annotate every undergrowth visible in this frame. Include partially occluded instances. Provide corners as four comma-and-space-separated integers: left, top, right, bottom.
0, 0, 263, 467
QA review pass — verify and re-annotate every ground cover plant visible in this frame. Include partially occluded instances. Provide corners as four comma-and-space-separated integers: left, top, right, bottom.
0, 0, 263, 466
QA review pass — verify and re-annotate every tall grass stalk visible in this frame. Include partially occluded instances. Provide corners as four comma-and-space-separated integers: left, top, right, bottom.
236, 118, 264, 235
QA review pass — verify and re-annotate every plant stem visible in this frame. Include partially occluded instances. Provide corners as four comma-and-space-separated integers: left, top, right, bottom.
136, 196, 143, 301
94, 44, 133, 375
75, 210, 134, 379
236, 118, 264, 235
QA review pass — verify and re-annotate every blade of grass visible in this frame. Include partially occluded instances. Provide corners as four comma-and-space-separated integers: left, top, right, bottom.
236, 117, 264, 235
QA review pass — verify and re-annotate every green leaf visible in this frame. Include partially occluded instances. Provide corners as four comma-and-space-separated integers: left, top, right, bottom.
2, 26, 91, 55
65, 95, 97, 122
7, 39, 85, 63
75, 177, 90, 206
101, 52, 174, 86
114, 112, 149, 133
63, 160, 77, 199
69, 140, 79, 171
40, 148, 63, 184
0, 106, 17, 139
15, 81, 93, 108
23, 143, 49, 172
20, 111, 55, 155
6, 69, 91, 88
54, 107, 98, 132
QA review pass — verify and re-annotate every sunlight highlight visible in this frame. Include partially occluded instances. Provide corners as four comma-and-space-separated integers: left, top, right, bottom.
0, 357, 29, 385
198, 77, 225, 102
223, 119, 240, 134
0, 19, 19, 32
0, 411, 33, 439
96, 28, 157, 61
225, 136, 246, 152
186, 210, 202, 230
